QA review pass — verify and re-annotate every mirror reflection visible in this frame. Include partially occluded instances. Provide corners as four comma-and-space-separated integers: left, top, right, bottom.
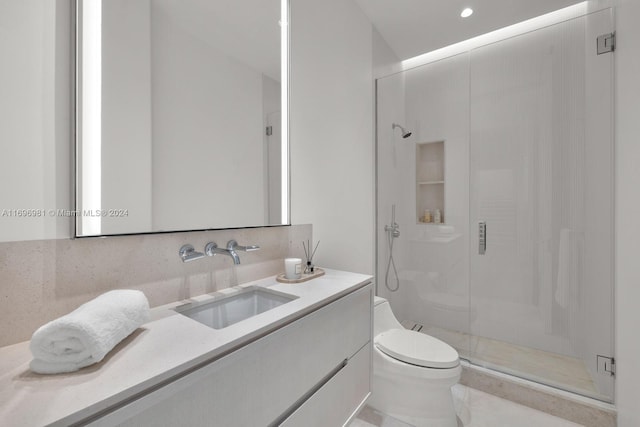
76, 0, 287, 236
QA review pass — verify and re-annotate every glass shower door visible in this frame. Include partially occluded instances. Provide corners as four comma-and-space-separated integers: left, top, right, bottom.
468, 10, 614, 402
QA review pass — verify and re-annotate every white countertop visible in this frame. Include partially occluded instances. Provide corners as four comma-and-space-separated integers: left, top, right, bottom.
0, 269, 372, 427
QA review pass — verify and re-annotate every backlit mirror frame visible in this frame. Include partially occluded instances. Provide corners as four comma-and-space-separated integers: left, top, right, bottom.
74, 0, 290, 237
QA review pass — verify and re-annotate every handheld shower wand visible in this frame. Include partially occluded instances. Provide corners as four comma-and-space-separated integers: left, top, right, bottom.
384, 205, 400, 292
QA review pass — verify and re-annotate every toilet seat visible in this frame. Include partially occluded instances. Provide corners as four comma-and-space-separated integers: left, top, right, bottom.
374, 329, 459, 369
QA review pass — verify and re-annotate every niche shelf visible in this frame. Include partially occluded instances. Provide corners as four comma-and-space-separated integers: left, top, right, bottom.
416, 141, 445, 224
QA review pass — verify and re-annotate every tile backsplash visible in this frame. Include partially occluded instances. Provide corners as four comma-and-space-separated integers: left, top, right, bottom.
0, 224, 311, 347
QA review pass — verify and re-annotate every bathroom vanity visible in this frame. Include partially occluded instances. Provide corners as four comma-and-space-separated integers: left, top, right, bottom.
0, 270, 372, 426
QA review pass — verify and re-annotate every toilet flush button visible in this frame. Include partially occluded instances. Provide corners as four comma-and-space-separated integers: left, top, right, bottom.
375, 329, 459, 369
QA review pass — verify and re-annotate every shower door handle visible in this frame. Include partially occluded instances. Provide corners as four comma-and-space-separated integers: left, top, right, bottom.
479, 222, 486, 255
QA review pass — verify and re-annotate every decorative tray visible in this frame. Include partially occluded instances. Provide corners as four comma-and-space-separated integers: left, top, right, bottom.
276, 268, 325, 284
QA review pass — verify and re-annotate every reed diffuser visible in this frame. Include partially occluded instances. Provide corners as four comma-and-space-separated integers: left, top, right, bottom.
302, 239, 320, 274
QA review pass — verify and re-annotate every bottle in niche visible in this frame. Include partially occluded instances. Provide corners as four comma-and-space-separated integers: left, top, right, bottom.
434, 209, 441, 224
423, 210, 431, 223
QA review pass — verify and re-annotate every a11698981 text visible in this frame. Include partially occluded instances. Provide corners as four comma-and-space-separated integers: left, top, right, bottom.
1, 209, 129, 218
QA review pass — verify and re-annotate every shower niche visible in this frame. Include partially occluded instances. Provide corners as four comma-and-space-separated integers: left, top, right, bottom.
416, 141, 445, 224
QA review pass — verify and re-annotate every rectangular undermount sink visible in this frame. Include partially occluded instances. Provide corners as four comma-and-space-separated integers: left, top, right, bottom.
176, 286, 298, 329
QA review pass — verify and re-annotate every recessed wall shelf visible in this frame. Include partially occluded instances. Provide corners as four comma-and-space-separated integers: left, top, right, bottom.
416, 141, 445, 224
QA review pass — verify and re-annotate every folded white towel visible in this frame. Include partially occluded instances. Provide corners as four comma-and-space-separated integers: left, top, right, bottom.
29, 290, 150, 374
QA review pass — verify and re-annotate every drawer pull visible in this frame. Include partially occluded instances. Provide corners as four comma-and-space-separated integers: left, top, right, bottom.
269, 359, 348, 426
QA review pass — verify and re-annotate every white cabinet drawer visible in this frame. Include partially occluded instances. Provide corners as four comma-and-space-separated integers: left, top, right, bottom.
278, 342, 371, 427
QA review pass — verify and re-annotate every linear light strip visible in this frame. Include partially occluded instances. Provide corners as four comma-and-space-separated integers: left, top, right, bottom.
402, 1, 589, 70
81, 0, 102, 235
281, 0, 289, 224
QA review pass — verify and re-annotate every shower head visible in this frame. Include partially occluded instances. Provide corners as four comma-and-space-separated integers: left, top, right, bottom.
392, 123, 412, 139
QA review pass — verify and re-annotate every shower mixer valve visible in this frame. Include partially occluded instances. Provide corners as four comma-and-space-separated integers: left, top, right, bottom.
385, 204, 400, 238
385, 222, 400, 238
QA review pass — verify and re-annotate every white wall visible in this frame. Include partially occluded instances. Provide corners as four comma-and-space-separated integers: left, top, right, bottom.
372, 27, 401, 80
101, 0, 153, 234
0, 0, 71, 242
614, 0, 640, 424
290, 0, 374, 274
262, 75, 282, 225
150, 3, 266, 231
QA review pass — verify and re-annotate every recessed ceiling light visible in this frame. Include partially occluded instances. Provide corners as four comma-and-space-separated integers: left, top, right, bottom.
461, 8, 474, 18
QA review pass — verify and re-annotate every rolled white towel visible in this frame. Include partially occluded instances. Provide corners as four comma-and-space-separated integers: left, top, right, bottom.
29, 290, 150, 374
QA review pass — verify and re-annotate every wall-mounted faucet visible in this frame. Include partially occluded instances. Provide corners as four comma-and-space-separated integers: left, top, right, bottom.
179, 244, 206, 262
205, 240, 260, 265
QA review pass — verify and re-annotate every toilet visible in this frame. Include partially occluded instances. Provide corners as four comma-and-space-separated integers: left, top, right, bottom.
369, 296, 461, 427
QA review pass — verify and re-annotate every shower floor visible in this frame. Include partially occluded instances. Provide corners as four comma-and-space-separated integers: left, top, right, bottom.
400, 320, 603, 400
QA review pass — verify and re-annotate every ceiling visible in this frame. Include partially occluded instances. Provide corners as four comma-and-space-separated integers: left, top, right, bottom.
354, 0, 584, 60
155, 0, 280, 81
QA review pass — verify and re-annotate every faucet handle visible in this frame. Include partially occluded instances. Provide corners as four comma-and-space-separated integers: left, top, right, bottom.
204, 242, 218, 256
179, 244, 206, 262
227, 240, 260, 252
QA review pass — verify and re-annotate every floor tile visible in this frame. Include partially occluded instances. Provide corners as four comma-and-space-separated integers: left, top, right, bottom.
351, 385, 583, 427
402, 320, 597, 396
452, 384, 583, 427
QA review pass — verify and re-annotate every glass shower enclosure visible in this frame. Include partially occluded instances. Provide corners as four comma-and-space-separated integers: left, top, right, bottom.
376, 8, 614, 402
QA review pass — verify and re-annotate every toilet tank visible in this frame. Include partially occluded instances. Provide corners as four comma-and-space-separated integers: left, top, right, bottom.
373, 296, 404, 336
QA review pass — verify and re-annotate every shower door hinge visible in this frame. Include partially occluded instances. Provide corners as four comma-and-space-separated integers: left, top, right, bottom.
597, 32, 615, 55
597, 355, 615, 376
266, 126, 273, 136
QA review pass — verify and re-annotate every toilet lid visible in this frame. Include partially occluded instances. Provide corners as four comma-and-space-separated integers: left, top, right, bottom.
375, 329, 459, 369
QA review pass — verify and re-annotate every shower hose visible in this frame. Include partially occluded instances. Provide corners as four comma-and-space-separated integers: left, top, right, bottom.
385, 227, 400, 292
